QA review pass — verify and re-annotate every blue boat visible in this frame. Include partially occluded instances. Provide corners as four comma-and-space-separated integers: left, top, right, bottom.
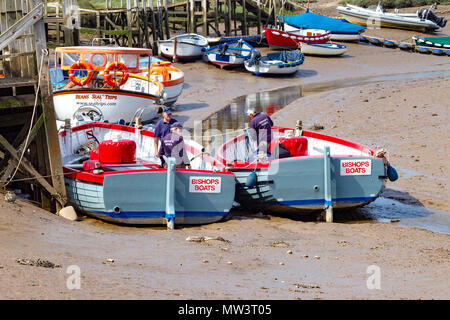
203, 39, 254, 68
281, 9, 366, 41
217, 126, 397, 217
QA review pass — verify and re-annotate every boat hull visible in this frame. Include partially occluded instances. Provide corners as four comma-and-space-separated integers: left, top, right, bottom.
65, 167, 235, 225
264, 28, 331, 49
53, 89, 161, 123
233, 156, 385, 214
300, 43, 347, 56
159, 42, 207, 60
336, 6, 439, 32
244, 62, 300, 75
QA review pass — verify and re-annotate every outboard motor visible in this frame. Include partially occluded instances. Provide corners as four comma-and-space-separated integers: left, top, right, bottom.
418, 8, 447, 28
247, 49, 261, 67
219, 42, 229, 57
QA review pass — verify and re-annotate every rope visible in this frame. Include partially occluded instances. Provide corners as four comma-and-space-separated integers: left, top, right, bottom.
2, 49, 47, 189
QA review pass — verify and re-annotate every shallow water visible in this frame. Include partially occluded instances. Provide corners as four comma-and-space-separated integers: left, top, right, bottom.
199, 69, 450, 234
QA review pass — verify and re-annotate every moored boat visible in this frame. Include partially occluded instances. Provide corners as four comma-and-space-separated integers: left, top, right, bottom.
52, 46, 165, 126
264, 27, 331, 49
147, 61, 184, 107
216, 125, 397, 216
59, 122, 235, 227
298, 42, 347, 56
204, 39, 254, 68
244, 50, 305, 76
282, 9, 366, 42
337, 3, 447, 32
158, 33, 209, 61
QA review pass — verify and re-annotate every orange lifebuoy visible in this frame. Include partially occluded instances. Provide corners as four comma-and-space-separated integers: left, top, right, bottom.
89, 53, 108, 70
103, 61, 129, 88
69, 60, 94, 86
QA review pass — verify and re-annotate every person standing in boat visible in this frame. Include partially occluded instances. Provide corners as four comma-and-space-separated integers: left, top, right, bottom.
159, 122, 191, 169
246, 107, 274, 156
153, 107, 179, 157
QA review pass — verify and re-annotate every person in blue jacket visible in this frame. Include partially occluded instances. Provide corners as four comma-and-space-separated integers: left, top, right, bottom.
159, 122, 191, 169
153, 107, 178, 157
246, 107, 274, 156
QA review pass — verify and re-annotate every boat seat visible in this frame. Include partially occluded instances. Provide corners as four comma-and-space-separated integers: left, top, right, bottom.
270, 137, 308, 158
150, 66, 171, 81
97, 139, 137, 164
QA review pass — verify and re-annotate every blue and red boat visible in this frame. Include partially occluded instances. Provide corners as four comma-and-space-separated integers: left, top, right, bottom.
59, 122, 235, 226
216, 126, 397, 217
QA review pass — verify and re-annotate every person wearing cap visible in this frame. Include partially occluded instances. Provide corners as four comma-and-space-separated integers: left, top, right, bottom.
247, 107, 274, 155
159, 122, 191, 168
153, 107, 178, 157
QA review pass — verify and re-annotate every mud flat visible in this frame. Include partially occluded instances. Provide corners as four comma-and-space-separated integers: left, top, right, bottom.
0, 5, 449, 300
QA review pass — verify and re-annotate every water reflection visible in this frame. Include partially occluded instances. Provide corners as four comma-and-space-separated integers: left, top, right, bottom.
201, 86, 302, 153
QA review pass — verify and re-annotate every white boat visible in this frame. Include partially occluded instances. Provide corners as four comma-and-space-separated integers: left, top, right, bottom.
52, 46, 166, 126
158, 33, 209, 60
146, 61, 184, 107
244, 50, 305, 76
336, 3, 447, 32
299, 42, 347, 56
283, 24, 360, 42
204, 39, 254, 68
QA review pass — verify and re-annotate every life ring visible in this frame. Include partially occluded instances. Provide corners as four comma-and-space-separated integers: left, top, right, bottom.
68, 60, 94, 86
104, 61, 129, 87
89, 53, 108, 69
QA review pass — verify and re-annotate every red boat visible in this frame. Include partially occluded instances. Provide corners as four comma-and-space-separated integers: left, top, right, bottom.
264, 27, 331, 49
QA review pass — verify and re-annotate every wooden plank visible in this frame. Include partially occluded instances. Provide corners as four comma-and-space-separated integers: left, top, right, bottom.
33, 0, 67, 210
0, 2, 43, 52
0, 133, 59, 197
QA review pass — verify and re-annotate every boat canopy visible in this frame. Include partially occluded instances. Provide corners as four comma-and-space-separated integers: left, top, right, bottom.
55, 46, 152, 72
281, 10, 366, 34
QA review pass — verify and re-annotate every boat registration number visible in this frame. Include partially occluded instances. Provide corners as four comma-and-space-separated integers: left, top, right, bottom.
340, 159, 371, 176
189, 177, 222, 193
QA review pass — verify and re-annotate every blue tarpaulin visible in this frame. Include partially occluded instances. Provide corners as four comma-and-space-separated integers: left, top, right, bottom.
281, 10, 366, 34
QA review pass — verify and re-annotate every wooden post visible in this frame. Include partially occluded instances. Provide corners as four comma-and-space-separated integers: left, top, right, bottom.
257, 0, 261, 35
281, 0, 285, 31
32, 0, 67, 211
189, 0, 194, 33
149, 0, 158, 51
163, 0, 170, 39
156, 0, 164, 40
273, 0, 277, 28
233, 0, 236, 36
226, 0, 231, 36
202, 0, 207, 36
213, 0, 219, 36
96, 11, 101, 38
61, 0, 79, 46
243, 0, 247, 36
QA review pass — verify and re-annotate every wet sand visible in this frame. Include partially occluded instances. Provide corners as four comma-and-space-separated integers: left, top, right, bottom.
1, 5, 449, 299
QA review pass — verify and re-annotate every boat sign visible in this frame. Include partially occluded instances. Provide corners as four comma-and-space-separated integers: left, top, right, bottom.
189, 177, 222, 193
340, 159, 371, 176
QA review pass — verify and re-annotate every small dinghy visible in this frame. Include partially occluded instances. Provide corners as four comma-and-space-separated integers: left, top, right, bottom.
412, 36, 450, 49
337, 3, 447, 32
158, 33, 209, 61
216, 125, 398, 217
298, 42, 347, 56
264, 26, 331, 49
203, 39, 254, 68
244, 50, 305, 76
59, 122, 235, 227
